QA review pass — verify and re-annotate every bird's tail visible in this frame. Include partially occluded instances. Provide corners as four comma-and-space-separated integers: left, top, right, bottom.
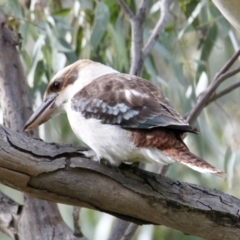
131, 128, 226, 177
178, 150, 225, 177
162, 146, 226, 178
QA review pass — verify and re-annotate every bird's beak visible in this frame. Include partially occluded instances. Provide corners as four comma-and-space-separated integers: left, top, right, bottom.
24, 95, 57, 131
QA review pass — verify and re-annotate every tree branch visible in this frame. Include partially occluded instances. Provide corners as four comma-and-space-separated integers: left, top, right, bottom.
186, 50, 240, 125
119, 223, 139, 240
0, 125, 239, 240
18, 197, 86, 240
0, 191, 22, 239
73, 206, 84, 238
207, 81, 240, 104
142, 0, 174, 58
215, 49, 240, 79
130, 0, 150, 76
109, 220, 138, 240
119, 0, 173, 76
117, 0, 134, 19
0, 9, 86, 240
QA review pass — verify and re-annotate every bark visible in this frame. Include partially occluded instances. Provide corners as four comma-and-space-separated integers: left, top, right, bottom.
109, 221, 138, 240
0, 191, 21, 239
18, 197, 86, 240
0, 9, 85, 240
0, 125, 239, 240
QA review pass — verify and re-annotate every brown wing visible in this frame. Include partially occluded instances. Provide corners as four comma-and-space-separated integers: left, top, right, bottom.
71, 73, 197, 133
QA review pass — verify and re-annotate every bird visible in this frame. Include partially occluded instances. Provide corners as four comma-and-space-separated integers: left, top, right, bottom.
24, 59, 226, 177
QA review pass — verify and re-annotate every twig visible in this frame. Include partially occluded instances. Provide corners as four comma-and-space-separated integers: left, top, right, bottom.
206, 81, 240, 105
117, 0, 134, 19
143, 0, 174, 58
215, 49, 240, 79
186, 50, 240, 125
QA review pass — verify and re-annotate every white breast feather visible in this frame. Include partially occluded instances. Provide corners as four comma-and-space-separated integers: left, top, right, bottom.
65, 101, 176, 166
67, 109, 134, 165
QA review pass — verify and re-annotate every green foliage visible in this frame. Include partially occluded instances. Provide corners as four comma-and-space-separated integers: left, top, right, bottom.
90, 2, 109, 50
0, 0, 240, 239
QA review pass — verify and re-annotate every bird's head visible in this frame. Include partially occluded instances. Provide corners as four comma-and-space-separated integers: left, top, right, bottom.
24, 59, 117, 131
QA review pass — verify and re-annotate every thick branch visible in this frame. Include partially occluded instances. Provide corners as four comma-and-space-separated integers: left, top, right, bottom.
0, 9, 85, 240
18, 197, 85, 240
0, 10, 34, 134
0, 125, 239, 240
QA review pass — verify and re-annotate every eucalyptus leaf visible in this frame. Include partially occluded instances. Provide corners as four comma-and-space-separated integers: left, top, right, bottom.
107, 22, 129, 71
196, 23, 218, 81
52, 8, 72, 18
90, 2, 110, 50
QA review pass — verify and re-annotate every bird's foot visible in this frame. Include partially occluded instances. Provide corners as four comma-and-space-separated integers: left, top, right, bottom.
131, 162, 140, 168
119, 162, 140, 171
82, 150, 99, 161
100, 158, 110, 166
99, 158, 121, 172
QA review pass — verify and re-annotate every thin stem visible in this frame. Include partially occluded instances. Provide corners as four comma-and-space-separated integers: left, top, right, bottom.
215, 49, 240, 79
143, 0, 174, 58
187, 51, 240, 125
207, 81, 240, 105
117, 0, 134, 19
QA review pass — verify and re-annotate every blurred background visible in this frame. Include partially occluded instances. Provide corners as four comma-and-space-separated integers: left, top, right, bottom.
0, 0, 239, 239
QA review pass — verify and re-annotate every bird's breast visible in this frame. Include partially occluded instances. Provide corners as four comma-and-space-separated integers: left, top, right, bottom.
66, 109, 137, 165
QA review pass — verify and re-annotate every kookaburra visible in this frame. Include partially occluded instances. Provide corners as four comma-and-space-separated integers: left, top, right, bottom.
24, 60, 225, 177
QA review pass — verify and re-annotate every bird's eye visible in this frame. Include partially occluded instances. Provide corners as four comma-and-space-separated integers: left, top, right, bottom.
51, 81, 61, 92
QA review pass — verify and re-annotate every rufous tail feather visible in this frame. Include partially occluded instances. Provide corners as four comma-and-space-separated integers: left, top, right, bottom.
163, 148, 226, 178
